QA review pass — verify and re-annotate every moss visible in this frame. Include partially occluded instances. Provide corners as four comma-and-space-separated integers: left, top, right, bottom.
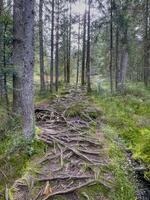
91, 84, 150, 180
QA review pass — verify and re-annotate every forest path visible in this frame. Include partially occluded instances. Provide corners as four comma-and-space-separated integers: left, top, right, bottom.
12, 87, 113, 200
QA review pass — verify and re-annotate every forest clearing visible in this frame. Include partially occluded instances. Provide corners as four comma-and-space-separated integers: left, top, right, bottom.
0, 0, 150, 199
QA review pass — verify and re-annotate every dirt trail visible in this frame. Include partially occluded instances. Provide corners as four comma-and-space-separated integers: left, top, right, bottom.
12, 87, 113, 200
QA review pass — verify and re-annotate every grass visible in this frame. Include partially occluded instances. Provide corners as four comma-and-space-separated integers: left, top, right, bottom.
0, 106, 46, 199
91, 82, 150, 181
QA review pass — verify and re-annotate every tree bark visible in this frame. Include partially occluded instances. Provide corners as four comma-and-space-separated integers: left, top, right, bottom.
76, 17, 80, 85
86, 0, 91, 92
39, 0, 45, 91
13, 0, 35, 139
55, 0, 59, 92
66, 1, 72, 83
81, 9, 87, 86
144, 0, 149, 87
109, 0, 113, 93
0, 0, 4, 101
50, 0, 54, 91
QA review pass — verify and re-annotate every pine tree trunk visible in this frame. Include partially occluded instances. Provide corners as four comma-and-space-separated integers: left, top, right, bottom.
86, 0, 91, 92
50, 0, 54, 91
66, 2, 71, 83
0, 0, 5, 101
81, 10, 86, 86
109, 0, 113, 93
144, 0, 149, 87
55, 0, 59, 92
76, 17, 80, 85
13, 0, 34, 139
39, 0, 45, 91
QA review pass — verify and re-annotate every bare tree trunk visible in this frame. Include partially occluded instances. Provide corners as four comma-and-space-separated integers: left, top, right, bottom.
86, 0, 91, 92
50, 0, 54, 91
144, 0, 149, 87
81, 10, 86, 86
3, 24, 9, 106
119, 44, 128, 90
55, 0, 59, 92
39, 0, 45, 91
76, 16, 80, 85
66, 1, 71, 83
0, 0, 4, 101
13, 0, 24, 112
13, 0, 35, 139
115, 26, 119, 91
109, 0, 113, 93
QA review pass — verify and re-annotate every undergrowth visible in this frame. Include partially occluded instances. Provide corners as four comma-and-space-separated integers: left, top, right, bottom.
91, 82, 150, 181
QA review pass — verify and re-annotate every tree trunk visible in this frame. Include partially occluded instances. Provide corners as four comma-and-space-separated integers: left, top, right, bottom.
115, 26, 119, 91
76, 17, 80, 85
66, 1, 72, 83
144, 0, 149, 87
0, 0, 4, 101
55, 0, 59, 92
39, 0, 45, 91
81, 10, 86, 86
86, 0, 91, 92
3, 24, 9, 106
50, 0, 54, 91
13, 0, 34, 139
109, 0, 113, 93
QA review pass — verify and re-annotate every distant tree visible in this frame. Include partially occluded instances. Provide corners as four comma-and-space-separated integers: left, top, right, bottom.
50, 0, 54, 91
55, 0, 60, 91
81, 5, 87, 86
86, 0, 91, 92
143, 0, 149, 87
76, 16, 80, 85
39, 0, 45, 91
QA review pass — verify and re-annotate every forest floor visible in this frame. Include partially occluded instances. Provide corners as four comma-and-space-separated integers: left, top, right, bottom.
9, 86, 135, 200
0, 85, 150, 200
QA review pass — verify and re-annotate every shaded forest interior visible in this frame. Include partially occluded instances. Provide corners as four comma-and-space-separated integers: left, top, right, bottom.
0, 0, 150, 200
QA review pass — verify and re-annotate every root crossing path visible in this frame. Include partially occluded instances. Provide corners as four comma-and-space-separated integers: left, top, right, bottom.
12, 87, 113, 200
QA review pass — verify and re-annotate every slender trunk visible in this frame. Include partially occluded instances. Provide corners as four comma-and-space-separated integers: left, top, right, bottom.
81, 10, 87, 86
76, 17, 80, 85
109, 0, 113, 93
63, 16, 67, 83
144, 0, 149, 87
3, 24, 9, 106
55, 0, 59, 92
115, 26, 119, 91
86, 0, 91, 92
39, 0, 45, 91
50, 0, 54, 91
0, 0, 4, 100
66, 2, 71, 83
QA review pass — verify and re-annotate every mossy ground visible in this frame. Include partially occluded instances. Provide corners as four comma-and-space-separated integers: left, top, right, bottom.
91, 82, 150, 181
0, 83, 148, 200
